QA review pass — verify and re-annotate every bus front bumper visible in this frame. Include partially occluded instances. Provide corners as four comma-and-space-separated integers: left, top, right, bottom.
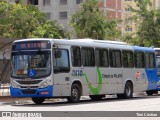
10, 86, 53, 97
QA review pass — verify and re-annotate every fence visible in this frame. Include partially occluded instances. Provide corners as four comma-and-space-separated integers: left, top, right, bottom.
0, 59, 10, 96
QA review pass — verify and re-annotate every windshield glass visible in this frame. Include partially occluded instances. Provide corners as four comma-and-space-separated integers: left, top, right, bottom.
11, 50, 51, 78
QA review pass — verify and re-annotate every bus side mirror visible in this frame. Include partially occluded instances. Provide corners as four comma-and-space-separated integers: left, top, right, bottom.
55, 49, 62, 58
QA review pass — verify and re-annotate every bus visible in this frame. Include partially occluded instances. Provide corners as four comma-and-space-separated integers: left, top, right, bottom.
154, 48, 160, 92
10, 38, 157, 104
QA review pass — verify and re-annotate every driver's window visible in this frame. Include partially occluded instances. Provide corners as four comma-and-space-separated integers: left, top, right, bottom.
53, 48, 70, 73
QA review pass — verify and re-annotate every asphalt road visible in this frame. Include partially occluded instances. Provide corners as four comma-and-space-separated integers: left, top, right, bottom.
0, 93, 160, 120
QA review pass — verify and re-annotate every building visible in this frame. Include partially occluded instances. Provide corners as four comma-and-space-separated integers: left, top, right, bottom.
5, 0, 160, 35
100, 0, 160, 35
153, 0, 160, 9
7, 0, 83, 32
38, 0, 83, 31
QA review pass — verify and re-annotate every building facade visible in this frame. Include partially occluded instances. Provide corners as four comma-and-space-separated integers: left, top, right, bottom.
38, 0, 83, 31
6, 0, 160, 36
153, 0, 160, 9
8, 0, 83, 32
100, 0, 160, 35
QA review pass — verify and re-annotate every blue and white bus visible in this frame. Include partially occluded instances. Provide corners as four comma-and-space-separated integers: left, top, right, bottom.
154, 48, 160, 92
10, 38, 157, 104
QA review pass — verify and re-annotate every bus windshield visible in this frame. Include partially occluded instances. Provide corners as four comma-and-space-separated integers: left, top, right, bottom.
11, 50, 51, 78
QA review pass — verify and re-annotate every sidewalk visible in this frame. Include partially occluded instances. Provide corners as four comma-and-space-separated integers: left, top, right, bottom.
0, 83, 10, 96
0, 96, 31, 101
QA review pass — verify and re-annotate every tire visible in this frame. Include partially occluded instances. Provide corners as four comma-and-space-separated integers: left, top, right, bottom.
67, 84, 81, 103
89, 95, 105, 101
32, 97, 45, 104
117, 82, 133, 99
146, 91, 154, 96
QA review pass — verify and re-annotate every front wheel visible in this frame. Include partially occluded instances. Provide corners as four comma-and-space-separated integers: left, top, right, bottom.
67, 84, 81, 103
32, 97, 45, 104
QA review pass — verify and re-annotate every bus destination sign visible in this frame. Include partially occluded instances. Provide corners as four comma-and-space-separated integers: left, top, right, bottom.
12, 41, 51, 50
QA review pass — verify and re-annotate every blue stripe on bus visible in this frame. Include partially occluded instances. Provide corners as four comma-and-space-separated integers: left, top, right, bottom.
10, 86, 53, 97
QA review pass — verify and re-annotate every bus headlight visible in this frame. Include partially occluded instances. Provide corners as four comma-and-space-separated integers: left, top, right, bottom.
11, 80, 20, 88
39, 79, 52, 88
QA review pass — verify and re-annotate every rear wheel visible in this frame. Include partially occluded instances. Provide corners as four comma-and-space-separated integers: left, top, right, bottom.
67, 84, 81, 103
117, 82, 133, 99
32, 97, 45, 104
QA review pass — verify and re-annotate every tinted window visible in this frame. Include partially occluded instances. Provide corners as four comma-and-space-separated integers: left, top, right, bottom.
134, 52, 145, 68
95, 48, 109, 67
122, 50, 134, 68
109, 50, 122, 68
71, 46, 81, 67
145, 53, 155, 68
81, 47, 95, 66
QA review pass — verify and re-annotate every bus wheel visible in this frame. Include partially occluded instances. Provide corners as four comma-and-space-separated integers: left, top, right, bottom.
32, 97, 45, 104
117, 82, 133, 99
146, 91, 154, 96
67, 84, 81, 103
89, 95, 105, 101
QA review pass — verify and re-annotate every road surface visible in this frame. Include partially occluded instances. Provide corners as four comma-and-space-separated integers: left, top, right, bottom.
0, 93, 160, 120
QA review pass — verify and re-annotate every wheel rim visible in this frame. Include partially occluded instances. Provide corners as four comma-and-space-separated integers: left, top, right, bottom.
71, 88, 79, 100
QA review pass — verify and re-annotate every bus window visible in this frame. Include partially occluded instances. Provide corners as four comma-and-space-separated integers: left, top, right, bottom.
156, 57, 160, 68
95, 48, 109, 67
134, 51, 145, 68
109, 50, 122, 68
81, 47, 95, 66
122, 50, 134, 68
71, 46, 81, 67
145, 53, 155, 68
53, 49, 70, 73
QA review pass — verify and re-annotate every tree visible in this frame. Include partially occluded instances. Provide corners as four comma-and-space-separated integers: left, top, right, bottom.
70, 0, 121, 40
0, 0, 68, 39
130, 0, 160, 47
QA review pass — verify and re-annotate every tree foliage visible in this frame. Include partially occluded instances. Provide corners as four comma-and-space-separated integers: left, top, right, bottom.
0, 0, 68, 39
128, 0, 160, 47
70, 0, 121, 40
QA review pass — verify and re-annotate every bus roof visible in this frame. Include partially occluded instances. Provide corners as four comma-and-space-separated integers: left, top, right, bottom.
132, 46, 155, 52
75, 39, 127, 45
14, 38, 127, 45
154, 48, 160, 50
13, 38, 154, 52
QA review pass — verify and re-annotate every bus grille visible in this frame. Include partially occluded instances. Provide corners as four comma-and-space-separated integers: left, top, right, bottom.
17, 80, 42, 85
